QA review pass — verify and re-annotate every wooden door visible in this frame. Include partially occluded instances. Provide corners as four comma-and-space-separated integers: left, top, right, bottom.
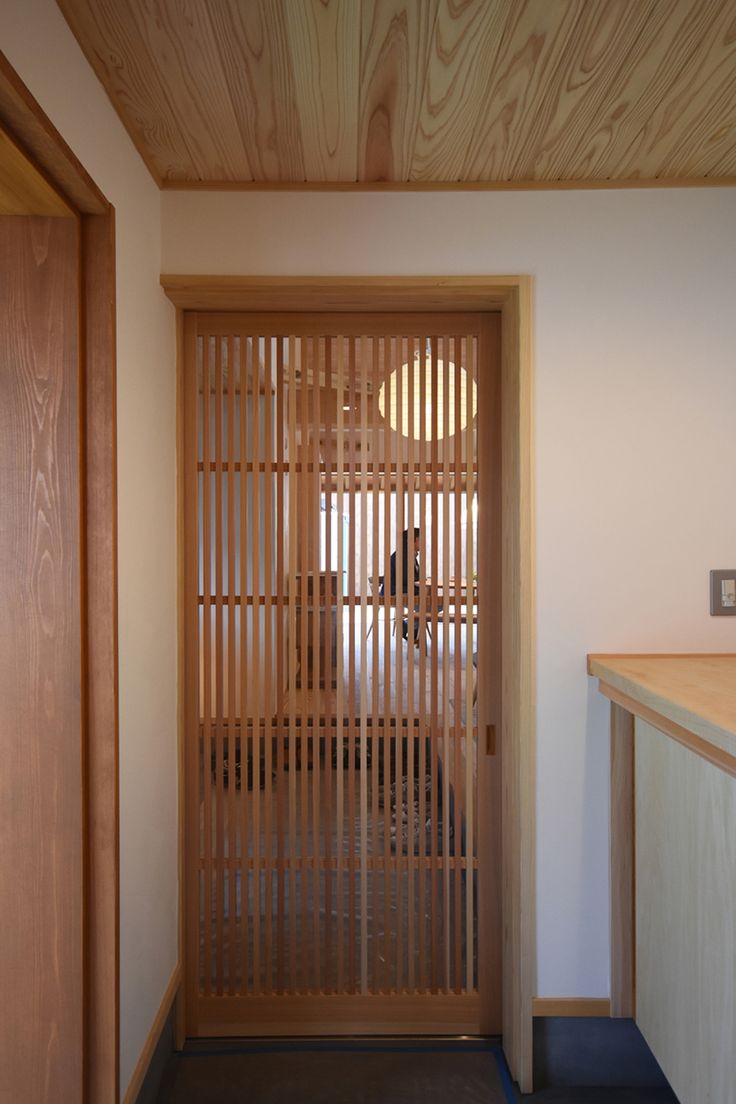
182, 312, 501, 1036
0, 215, 84, 1099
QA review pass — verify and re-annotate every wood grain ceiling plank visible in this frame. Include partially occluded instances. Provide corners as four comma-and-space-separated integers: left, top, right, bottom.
58, 0, 736, 187
524, 0, 693, 181
461, 0, 587, 181
205, 0, 305, 181
408, 0, 514, 183
358, 0, 440, 181
704, 132, 736, 177
282, 0, 360, 181
553, 0, 736, 181
618, 0, 736, 179
57, 0, 194, 184
123, 0, 254, 181
499, 0, 665, 181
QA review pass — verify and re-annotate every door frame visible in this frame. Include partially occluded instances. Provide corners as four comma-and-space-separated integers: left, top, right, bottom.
0, 51, 119, 1103
163, 275, 535, 1092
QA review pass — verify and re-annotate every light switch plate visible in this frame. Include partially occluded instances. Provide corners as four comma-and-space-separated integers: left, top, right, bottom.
710, 570, 736, 615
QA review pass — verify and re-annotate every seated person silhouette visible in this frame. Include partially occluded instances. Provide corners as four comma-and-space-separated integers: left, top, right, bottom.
380, 527, 422, 643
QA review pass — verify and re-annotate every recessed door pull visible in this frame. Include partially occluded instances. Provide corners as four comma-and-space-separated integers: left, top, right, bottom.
486, 723, 497, 756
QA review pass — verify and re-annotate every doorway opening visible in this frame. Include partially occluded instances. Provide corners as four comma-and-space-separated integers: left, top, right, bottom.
167, 275, 534, 1091
182, 312, 501, 1036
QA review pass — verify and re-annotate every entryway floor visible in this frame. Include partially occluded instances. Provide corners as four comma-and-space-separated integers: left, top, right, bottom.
156, 1039, 680, 1103
157, 1039, 512, 1103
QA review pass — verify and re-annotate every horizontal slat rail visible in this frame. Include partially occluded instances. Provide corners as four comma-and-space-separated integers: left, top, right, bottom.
195, 994, 482, 1037
185, 313, 488, 1030
197, 856, 479, 872
194, 312, 485, 336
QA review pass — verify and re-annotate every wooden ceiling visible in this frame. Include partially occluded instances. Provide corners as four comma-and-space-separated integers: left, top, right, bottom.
57, 0, 736, 189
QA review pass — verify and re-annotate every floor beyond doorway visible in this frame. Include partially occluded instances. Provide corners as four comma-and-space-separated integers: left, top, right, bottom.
157, 1038, 515, 1103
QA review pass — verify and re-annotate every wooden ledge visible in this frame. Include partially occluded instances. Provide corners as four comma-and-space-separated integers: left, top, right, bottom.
588, 654, 736, 776
159, 274, 526, 313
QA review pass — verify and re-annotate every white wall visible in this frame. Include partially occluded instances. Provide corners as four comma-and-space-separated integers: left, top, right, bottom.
162, 187, 736, 997
1, 0, 178, 1094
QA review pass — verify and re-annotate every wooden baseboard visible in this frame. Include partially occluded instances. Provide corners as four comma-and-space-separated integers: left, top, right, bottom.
122, 964, 180, 1104
532, 997, 611, 1018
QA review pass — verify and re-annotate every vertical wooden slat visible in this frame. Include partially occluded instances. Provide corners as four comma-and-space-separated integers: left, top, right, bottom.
347, 336, 357, 994
202, 333, 213, 997
394, 339, 404, 992
323, 339, 334, 993
370, 337, 381, 994
405, 337, 416, 992
238, 336, 249, 994
312, 338, 322, 993
226, 334, 237, 995
275, 338, 286, 994
335, 337, 345, 994
359, 335, 369, 995
251, 337, 262, 994
430, 336, 440, 993
453, 338, 463, 993
441, 337, 451, 993
287, 335, 298, 993
382, 335, 392, 995
465, 335, 475, 993
263, 337, 274, 995
417, 335, 428, 993
214, 338, 225, 996
299, 337, 310, 993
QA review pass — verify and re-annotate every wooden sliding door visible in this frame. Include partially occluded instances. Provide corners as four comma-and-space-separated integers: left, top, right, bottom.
182, 312, 500, 1036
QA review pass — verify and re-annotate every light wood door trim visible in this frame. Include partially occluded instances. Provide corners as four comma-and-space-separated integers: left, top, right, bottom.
160, 275, 521, 312
169, 276, 534, 1092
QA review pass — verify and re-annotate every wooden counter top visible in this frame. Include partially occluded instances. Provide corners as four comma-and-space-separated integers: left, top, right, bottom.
587, 654, 736, 774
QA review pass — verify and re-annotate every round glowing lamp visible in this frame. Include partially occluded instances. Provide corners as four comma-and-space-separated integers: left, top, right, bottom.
378, 355, 477, 440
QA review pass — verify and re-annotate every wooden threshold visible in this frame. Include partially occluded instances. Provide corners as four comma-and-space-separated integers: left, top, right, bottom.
195, 993, 481, 1037
532, 998, 611, 1018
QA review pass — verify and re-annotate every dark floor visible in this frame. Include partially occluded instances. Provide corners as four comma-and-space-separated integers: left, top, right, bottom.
524, 1018, 680, 1101
153, 1023, 680, 1104
158, 1040, 512, 1103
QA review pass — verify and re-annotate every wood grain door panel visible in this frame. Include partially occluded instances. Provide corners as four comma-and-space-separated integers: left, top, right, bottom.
0, 215, 84, 1104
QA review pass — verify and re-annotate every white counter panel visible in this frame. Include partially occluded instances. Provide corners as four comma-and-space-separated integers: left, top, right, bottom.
636, 718, 736, 1104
